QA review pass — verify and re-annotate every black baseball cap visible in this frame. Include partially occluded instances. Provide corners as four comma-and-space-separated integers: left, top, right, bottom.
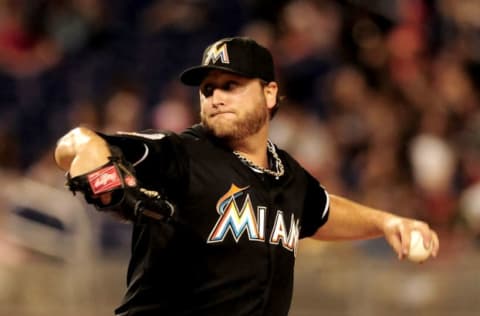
180, 37, 275, 86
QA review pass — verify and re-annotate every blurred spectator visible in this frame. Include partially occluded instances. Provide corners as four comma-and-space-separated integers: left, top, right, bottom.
276, 0, 342, 117
240, 19, 276, 51
409, 132, 458, 228
150, 82, 196, 132
326, 65, 372, 192
1, 0, 479, 254
386, 0, 429, 86
0, 0, 60, 78
0, 126, 20, 170
271, 103, 343, 194
100, 83, 145, 133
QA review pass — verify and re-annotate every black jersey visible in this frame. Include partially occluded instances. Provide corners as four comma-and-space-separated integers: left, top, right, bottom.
104, 124, 330, 316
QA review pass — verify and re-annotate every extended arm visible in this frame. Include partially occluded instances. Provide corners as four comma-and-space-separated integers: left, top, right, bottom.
55, 127, 175, 220
313, 194, 440, 260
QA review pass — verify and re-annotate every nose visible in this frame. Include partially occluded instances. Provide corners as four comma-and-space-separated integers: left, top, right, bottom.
211, 88, 225, 107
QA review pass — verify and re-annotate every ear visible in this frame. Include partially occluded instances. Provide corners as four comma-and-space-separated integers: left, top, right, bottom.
263, 81, 278, 111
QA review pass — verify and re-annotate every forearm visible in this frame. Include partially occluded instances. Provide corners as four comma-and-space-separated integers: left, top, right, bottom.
312, 194, 395, 241
54, 127, 111, 176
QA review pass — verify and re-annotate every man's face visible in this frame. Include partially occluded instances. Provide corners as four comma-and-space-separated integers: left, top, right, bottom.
199, 70, 277, 141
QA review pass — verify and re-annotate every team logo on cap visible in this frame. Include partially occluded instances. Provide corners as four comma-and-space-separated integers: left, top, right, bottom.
203, 42, 230, 65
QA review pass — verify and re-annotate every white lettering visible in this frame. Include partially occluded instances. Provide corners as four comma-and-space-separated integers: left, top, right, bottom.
93, 172, 117, 189
207, 185, 301, 255
270, 211, 288, 245
257, 207, 266, 240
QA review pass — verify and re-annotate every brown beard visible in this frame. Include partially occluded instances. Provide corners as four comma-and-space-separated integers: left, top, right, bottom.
201, 104, 269, 141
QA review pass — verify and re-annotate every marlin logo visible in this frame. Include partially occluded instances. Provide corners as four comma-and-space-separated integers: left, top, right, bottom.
203, 42, 230, 65
207, 184, 301, 255
207, 184, 263, 243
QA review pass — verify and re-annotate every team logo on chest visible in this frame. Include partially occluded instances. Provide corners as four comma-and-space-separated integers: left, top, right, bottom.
207, 184, 301, 255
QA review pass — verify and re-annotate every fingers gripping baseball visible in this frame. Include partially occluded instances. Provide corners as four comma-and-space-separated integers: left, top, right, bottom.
383, 217, 439, 262
383, 219, 405, 259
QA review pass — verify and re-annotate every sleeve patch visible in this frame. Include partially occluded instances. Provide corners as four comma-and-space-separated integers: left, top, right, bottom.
321, 186, 330, 219
116, 131, 166, 140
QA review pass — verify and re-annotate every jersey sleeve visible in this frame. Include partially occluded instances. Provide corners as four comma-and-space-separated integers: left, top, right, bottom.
97, 130, 189, 201
299, 172, 330, 238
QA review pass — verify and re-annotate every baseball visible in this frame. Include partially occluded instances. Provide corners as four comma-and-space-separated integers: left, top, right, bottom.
407, 230, 432, 263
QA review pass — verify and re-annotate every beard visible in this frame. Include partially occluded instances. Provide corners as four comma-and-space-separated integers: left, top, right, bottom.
201, 104, 269, 141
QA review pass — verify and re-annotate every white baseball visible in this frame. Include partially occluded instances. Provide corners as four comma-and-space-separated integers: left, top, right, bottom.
407, 230, 432, 263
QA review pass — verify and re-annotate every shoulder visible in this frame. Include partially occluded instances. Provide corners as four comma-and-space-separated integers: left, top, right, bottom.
274, 144, 323, 187
179, 124, 209, 141
179, 124, 226, 153
96, 129, 183, 164
275, 146, 303, 172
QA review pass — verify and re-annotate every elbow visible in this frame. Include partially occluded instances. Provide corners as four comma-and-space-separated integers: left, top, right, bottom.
55, 130, 77, 171
54, 127, 97, 171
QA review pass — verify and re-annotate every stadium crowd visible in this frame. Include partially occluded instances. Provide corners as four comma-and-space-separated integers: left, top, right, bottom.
0, 0, 479, 257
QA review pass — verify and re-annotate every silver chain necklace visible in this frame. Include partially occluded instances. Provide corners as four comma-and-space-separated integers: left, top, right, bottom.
233, 140, 285, 179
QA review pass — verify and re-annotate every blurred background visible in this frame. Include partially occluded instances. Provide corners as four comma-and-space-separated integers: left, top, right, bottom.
0, 0, 479, 315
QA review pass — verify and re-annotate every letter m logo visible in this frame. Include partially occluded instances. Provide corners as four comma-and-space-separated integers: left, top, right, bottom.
204, 42, 230, 65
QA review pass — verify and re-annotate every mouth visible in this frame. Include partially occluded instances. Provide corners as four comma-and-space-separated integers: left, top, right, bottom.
210, 111, 235, 118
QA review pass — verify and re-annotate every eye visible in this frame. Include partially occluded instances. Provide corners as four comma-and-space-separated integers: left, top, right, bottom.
222, 81, 238, 91
201, 84, 214, 97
